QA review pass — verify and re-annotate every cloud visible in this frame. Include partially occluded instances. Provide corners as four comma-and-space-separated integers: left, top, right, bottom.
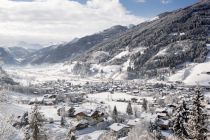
161, 0, 172, 4
0, 0, 145, 46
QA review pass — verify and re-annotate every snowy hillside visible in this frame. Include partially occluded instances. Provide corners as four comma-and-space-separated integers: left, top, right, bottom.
169, 44, 210, 86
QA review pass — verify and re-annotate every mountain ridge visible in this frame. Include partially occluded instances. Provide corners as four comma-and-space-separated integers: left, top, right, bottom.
22, 25, 128, 64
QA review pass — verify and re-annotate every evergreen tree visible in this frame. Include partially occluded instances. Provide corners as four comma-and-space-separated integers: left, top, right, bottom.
142, 98, 148, 112
126, 102, 133, 115
61, 116, 66, 126
173, 101, 190, 139
185, 90, 208, 140
60, 106, 66, 126
112, 106, 118, 123
29, 105, 45, 140
67, 107, 75, 117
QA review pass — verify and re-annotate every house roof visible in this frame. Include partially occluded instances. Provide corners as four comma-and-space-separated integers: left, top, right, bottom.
74, 108, 98, 117
30, 97, 44, 102
127, 119, 140, 126
109, 123, 129, 132
155, 108, 167, 113
157, 113, 167, 117
157, 119, 170, 126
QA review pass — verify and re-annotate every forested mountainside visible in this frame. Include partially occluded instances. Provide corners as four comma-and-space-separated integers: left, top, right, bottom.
76, 0, 210, 78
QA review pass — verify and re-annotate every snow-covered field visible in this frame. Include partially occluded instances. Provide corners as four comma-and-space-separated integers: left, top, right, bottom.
169, 62, 210, 86
88, 92, 153, 113
4, 62, 130, 86
4, 64, 102, 86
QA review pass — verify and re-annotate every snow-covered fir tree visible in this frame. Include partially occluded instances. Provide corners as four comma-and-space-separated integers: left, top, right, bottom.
149, 119, 162, 139
173, 100, 190, 139
0, 116, 17, 140
126, 102, 133, 115
185, 90, 208, 140
112, 106, 118, 123
26, 104, 46, 140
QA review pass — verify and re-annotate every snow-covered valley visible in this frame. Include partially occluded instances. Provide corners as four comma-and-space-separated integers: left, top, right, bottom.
0, 0, 210, 139
1, 64, 210, 140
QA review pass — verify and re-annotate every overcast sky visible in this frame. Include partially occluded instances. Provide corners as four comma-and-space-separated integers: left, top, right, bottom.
0, 0, 198, 47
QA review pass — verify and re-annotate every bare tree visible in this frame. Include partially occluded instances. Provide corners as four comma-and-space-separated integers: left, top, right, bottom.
0, 116, 17, 140
100, 132, 117, 140
0, 89, 9, 103
66, 127, 76, 140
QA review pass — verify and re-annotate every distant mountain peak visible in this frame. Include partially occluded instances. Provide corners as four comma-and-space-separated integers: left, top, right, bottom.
16, 41, 43, 50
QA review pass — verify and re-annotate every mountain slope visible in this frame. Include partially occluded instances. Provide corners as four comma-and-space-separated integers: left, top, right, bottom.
23, 25, 128, 64
8, 47, 34, 62
0, 67, 17, 85
0, 41, 43, 65
0, 47, 18, 65
76, 1, 210, 78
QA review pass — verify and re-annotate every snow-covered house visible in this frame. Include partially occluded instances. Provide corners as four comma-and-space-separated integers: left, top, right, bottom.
29, 97, 44, 105
132, 90, 139, 94
109, 123, 130, 138
131, 98, 138, 103
66, 108, 105, 122
156, 119, 170, 130
127, 119, 141, 128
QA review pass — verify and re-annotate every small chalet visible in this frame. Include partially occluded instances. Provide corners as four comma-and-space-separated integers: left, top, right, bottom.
127, 119, 141, 128
109, 123, 130, 138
